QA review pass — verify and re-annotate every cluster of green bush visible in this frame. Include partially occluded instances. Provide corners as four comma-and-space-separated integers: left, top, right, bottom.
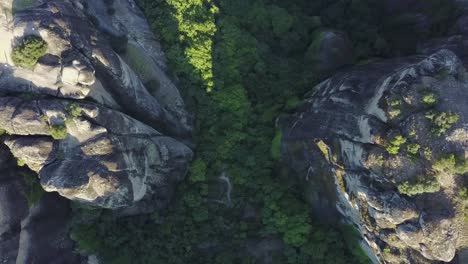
421, 92, 438, 106
460, 187, 468, 201
425, 111, 459, 136
433, 153, 468, 175
70, 0, 460, 263
147, 0, 217, 92
66, 103, 82, 118
458, 184, 468, 222
50, 124, 68, 140
47, 103, 83, 140
397, 177, 440, 196
385, 135, 407, 155
12, 35, 47, 69
406, 144, 421, 155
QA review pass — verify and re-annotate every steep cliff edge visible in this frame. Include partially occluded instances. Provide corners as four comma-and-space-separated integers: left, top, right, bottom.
0, 0, 193, 210
0, 0, 193, 263
280, 49, 467, 263
0, 144, 85, 264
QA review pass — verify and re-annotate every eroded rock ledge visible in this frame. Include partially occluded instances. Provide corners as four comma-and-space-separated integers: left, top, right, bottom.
280, 49, 467, 263
1, 97, 192, 210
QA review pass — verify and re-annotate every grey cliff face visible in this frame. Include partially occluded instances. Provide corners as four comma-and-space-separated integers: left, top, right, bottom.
1, 98, 192, 210
0, 144, 84, 264
280, 49, 467, 263
0, 0, 194, 262
4, 0, 192, 138
0, 0, 193, 210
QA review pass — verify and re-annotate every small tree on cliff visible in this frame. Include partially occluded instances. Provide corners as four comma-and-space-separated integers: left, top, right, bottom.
12, 35, 48, 69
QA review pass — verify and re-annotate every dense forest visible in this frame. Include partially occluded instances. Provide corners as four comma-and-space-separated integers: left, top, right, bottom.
70, 0, 459, 263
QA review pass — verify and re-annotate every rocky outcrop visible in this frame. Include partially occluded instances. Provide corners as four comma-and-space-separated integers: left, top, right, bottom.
0, 0, 193, 210
82, 0, 185, 113
280, 49, 467, 263
0, 0, 193, 262
0, 144, 84, 264
1, 0, 192, 138
0, 98, 192, 210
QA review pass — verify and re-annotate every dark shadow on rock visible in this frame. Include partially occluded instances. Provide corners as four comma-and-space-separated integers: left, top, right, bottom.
0, 141, 83, 264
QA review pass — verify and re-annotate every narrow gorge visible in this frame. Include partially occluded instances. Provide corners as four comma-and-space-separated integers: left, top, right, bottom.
0, 0, 466, 264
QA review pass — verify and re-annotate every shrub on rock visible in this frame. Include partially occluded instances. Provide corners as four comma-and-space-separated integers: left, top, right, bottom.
50, 124, 68, 140
397, 177, 440, 196
11, 35, 48, 69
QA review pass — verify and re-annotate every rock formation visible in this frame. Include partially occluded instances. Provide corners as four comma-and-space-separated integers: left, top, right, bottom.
0, 142, 85, 263
1, 0, 467, 264
280, 48, 467, 263
1, 98, 192, 210
0, 0, 193, 210
0, 0, 193, 262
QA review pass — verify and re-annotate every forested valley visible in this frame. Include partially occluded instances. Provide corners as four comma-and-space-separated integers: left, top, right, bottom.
70, 0, 459, 263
